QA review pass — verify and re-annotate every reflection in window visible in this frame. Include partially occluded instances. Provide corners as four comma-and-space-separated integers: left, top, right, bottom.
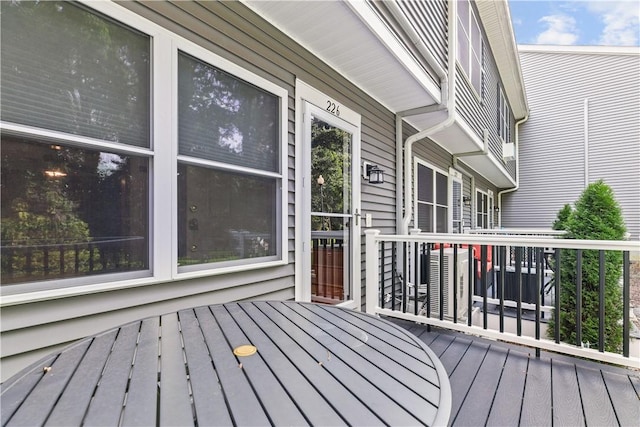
310, 117, 352, 231
178, 52, 279, 172
0, 1, 150, 147
177, 164, 277, 267
1, 137, 149, 285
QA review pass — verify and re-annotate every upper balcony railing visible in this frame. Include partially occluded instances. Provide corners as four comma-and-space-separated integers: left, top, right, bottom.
364, 229, 640, 368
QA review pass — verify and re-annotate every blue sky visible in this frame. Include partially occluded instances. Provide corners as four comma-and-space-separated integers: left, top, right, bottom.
508, 1, 640, 46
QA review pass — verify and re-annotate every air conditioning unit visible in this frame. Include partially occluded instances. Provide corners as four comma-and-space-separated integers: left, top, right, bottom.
503, 141, 516, 161
425, 248, 469, 319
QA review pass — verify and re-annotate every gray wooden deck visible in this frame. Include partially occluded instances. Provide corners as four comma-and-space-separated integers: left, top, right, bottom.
391, 318, 640, 426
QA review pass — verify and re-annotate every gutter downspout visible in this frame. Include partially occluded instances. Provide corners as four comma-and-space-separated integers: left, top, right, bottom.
392, 0, 457, 235
497, 114, 529, 227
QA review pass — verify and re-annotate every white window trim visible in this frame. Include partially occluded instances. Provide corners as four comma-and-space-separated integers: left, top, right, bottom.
0, 0, 289, 303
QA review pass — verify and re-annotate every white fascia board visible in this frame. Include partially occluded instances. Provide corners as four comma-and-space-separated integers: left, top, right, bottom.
346, 1, 441, 104
476, 0, 529, 119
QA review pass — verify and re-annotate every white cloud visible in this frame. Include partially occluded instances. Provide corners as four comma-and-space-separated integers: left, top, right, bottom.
535, 14, 580, 45
587, 1, 640, 46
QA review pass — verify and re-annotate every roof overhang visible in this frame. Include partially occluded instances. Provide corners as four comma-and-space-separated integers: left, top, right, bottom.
476, 0, 529, 119
242, 0, 441, 112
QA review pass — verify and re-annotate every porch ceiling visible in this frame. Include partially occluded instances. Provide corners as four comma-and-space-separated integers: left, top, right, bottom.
242, 0, 440, 115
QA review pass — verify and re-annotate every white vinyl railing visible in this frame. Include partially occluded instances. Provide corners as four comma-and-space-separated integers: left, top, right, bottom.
364, 229, 640, 368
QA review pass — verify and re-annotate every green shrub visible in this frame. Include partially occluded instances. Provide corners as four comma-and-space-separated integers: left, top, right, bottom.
548, 181, 626, 352
552, 204, 572, 231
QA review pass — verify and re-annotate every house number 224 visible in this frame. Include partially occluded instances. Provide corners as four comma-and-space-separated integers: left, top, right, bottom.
326, 100, 340, 117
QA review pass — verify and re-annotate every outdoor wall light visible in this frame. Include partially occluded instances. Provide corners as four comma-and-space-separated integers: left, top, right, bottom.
363, 161, 385, 184
494, 206, 500, 212
463, 195, 471, 206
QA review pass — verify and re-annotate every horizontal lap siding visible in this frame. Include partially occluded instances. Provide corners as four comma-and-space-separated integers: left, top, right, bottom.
503, 50, 640, 239
455, 19, 517, 182
395, 0, 448, 72
1, 0, 399, 380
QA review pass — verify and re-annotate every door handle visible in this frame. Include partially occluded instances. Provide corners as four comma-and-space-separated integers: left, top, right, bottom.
354, 209, 361, 226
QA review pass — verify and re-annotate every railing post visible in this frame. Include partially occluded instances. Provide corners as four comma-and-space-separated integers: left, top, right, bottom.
365, 229, 381, 315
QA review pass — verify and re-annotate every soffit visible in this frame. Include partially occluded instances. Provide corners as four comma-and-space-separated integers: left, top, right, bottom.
242, 0, 439, 114
476, 0, 529, 119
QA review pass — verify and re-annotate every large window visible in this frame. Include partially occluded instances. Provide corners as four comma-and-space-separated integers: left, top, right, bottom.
416, 162, 449, 233
1, 2, 287, 290
1, 2, 151, 286
177, 51, 280, 269
457, 0, 484, 95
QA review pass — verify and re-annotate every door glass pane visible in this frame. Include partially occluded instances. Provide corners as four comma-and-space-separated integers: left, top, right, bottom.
1, 1, 150, 148
310, 116, 352, 304
310, 117, 352, 215
1, 136, 149, 285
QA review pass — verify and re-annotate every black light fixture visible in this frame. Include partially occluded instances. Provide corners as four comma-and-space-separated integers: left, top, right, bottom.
494, 206, 500, 212
463, 195, 471, 206
363, 162, 385, 184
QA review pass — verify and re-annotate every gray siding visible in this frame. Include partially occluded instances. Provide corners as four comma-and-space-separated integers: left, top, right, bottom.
394, 0, 448, 72
0, 0, 399, 381
503, 49, 640, 240
454, 8, 516, 181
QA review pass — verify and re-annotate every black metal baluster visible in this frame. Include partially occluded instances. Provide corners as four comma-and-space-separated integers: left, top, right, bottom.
414, 242, 420, 316
380, 241, 385, 308
481, 245, 487, 329
392, 243, 397, 311
535, 247, 542, 358
598, 250, 605, 353
623, 251, 630, 357
402, 242, 408, 313
426, 244, 431, 320
499, 245, 506, 333
576, 249, 582, 346
515, 247, 522, 336
468, 246, 474, 327
453, 245, 458, 323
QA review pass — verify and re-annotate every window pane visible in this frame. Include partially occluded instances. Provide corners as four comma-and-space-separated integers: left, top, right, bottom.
177, 164, 277, 267
178, 52, 279, 172
1, 136, 149, 285
417, 203, 433, 233
436, 207, 448, 233
435, 172, 448, 205
417, 164, 433, 203
1, 2, 150, 148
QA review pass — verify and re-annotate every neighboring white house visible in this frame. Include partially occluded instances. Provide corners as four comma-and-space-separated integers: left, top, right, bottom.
501, 45, 640, 240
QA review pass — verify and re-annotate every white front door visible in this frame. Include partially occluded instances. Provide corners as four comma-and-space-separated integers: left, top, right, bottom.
297, 83, 361, 309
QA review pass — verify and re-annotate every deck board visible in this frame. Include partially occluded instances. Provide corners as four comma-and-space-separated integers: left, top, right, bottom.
551, 359, 585, 426
392, 319, 640, 427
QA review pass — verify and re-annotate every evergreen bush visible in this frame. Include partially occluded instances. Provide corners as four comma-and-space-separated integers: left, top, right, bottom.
548, 181, 626, 352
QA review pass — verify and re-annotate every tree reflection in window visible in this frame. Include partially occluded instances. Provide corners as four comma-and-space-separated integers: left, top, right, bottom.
310, 118, 351, 231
